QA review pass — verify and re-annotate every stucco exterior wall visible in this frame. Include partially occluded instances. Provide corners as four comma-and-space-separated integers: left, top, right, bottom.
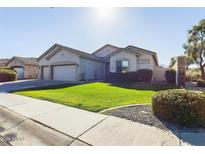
154, 67, 169, 82
24, 65, 38, 79
38, 49, 80, 66
136, 54, 155, 71
110, 51, 137, 72
38, 49, 80, 80
94, 46, 118, 57
79, 58, 104, 80
110, 51, 155, 73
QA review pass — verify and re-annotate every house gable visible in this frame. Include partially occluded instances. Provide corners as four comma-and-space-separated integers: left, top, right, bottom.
7, 57, 25, 67
110, 50, 138, 73
125, 45, 159, 66
109, 49, 156, 73
38, 47, 80, 66
92, 44, 119, 57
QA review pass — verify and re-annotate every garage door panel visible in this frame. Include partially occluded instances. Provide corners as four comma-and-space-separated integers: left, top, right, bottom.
14, 67, 24, 79
53, 65, 76, 81
42, 66, 49, 80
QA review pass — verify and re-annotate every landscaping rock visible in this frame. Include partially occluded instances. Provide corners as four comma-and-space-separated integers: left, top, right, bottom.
104, 105, 173, 130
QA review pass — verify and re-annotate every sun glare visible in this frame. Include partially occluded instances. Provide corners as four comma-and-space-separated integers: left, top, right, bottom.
94, 7, 116, 21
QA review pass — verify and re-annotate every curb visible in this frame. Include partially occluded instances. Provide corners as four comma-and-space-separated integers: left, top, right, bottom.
98, 103, 151, 114
0, 106, 74, 146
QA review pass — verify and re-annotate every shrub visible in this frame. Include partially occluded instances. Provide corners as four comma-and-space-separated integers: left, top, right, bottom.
152, 89, 205, 127
108, 72, 137, 82
0, 66, 15, 71
185, 69, 201, 82
137, 69, 153, 82
165, 69, 176, 84
0, 69, 17, 82
197, 79, 205, 87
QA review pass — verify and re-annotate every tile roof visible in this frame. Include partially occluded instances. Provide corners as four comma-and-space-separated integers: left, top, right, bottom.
0, 59, 9, 64
7, 56, 38, 65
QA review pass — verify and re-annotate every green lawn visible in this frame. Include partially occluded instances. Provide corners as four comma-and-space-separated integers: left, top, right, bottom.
14, 82, 176, 112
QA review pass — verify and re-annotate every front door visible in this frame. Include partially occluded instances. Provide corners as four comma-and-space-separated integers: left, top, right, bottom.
116, 61, 122, 73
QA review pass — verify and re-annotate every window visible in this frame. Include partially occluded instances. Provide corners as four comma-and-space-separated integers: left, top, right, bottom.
137, 59, 150, 64
116, 60, 129, 73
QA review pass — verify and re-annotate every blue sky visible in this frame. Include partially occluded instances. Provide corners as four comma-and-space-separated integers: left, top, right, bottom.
0, 7, 205, 66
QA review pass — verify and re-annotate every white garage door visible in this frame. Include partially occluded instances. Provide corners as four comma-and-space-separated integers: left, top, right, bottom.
42, 66, 49, 80
14, 67, 24, 79
53, 65, 77, 81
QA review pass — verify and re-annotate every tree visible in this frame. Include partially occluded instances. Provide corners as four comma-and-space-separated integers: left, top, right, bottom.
169, 57, 176, 68
184, 19, 205, 79
183, 44, 197, 70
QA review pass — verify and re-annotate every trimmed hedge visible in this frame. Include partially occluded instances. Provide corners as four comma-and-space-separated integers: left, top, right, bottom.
0, 68, 17, 82
165, 69, 176, 84
137, 69, 153, 82
108, 72, 137, 82
197, 79, 205, 87
152, 89, 205, 127
108, 69, 153, 82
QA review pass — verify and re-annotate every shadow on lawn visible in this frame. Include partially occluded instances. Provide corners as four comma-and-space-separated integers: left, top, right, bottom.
108, 82, 180, 91
14, 83, 78, 92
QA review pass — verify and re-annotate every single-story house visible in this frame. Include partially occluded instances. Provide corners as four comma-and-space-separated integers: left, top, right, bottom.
38, 43, 165, 82
6, 56, 38, 79
0, 59, 9, 67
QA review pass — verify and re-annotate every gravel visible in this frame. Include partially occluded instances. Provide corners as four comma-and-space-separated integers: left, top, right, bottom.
104, 105, 176, 130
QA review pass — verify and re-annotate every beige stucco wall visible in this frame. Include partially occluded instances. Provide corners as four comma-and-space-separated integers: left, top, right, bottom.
39, 48, 105, 81
154, 67, 169, 82
38, 48, 80, 80
136, 54, 155, 71
94, 46, 118, 57
7, 58, 38, 79
24, 65, 38, 79
110, 50, 155, 73
79, 58, 104, 80
110, 51, 137, 72
38, 48, 80, 66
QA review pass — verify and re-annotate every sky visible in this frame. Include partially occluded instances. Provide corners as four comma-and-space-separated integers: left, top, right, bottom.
0, 7, 205, 66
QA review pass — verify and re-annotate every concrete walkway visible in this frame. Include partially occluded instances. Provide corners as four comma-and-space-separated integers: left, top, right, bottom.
0, 93, 205, 146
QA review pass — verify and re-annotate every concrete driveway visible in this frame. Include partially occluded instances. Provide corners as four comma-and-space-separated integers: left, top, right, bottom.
0, 80, 74, 92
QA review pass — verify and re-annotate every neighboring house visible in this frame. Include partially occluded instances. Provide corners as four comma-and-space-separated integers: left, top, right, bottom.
0, 59, 9, 67
38, 43, 164, 82
6, 56, 38, 79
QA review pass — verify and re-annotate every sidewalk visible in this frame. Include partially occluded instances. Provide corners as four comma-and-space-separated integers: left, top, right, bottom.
0, 93, 204, 146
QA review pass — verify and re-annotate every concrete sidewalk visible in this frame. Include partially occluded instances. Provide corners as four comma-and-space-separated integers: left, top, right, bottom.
0, 93, 204, 146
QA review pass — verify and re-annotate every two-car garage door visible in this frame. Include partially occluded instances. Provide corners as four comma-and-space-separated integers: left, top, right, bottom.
53, 65, 77, 81
42, 65, 77, 81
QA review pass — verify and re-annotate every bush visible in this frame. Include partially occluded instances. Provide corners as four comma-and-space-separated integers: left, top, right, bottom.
137, 69, 153, 82
0, 66, 15, 71
0, 69, 17, 82
186, 69, 201, 82
152, 89, 205, 127
108, 72, 137, 82
165, 69, 176, 84
197, 79, 205, 87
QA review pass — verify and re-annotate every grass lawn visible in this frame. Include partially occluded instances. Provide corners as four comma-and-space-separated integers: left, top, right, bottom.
14, 82, 178, 112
